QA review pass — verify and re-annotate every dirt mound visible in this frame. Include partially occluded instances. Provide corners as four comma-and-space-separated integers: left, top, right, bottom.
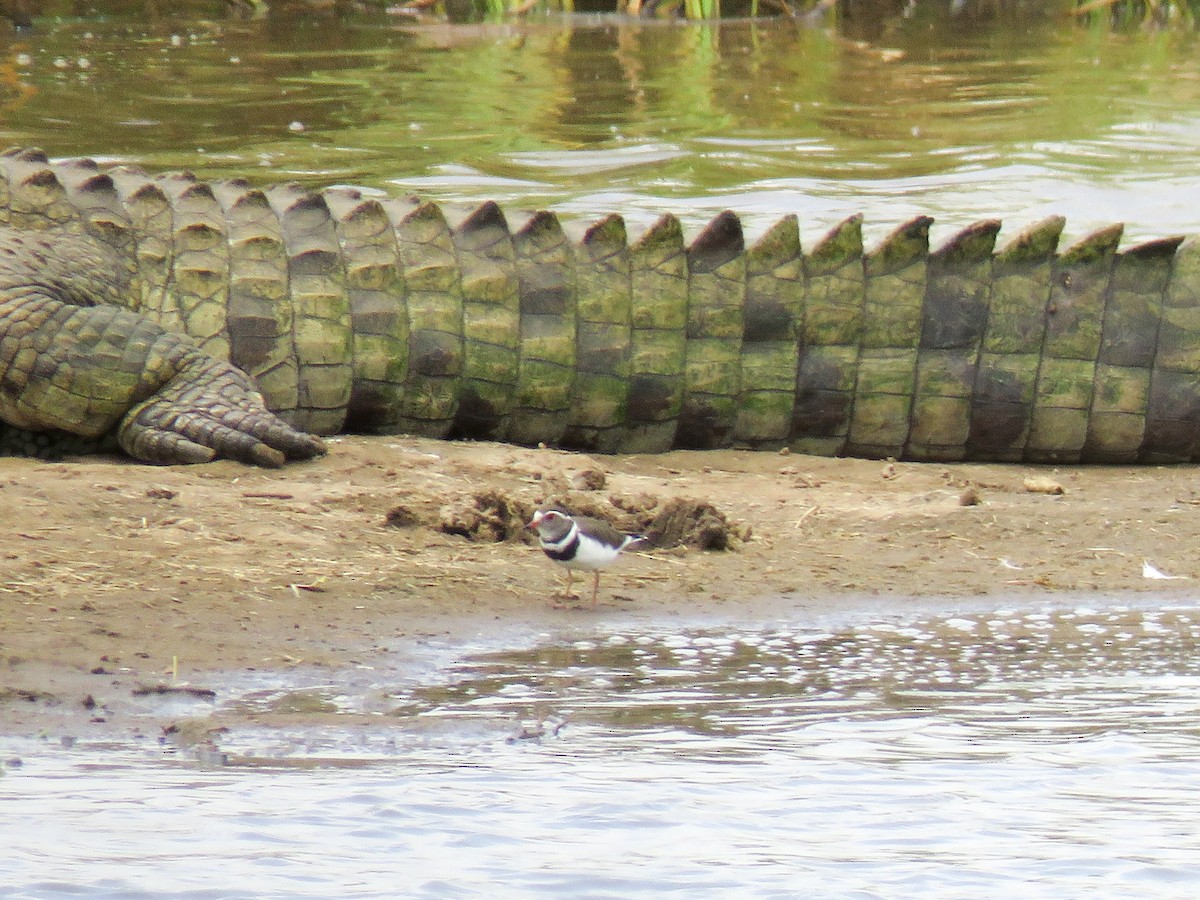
394, 484, 738, 552
533, 491, 738, 551
642, 498, 733, 551
433, 490, 536, 543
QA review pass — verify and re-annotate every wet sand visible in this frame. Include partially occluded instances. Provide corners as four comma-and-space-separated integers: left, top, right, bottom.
2, 436, 1198, 740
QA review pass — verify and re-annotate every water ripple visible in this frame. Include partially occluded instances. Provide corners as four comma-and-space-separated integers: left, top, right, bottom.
9, 601, 1200, 896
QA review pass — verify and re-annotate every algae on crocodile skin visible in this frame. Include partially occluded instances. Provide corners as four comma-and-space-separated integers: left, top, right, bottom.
680, 339, 742, 448
1084, 239, 1180, 460
737, 214, 803, 446
387, 198, 464, 437
212, 181, 300, 417
1084, 362, 1150, 461
325, 192, 409, 432
985, 217, 1062, 354
967, 352, 1040, 461
791, 344, 857, 458
624, 214, 687, 453
848, 349, 917, 454
962, 218, 1063, 461
565, 214, 632, 452
907, 221, 998, 461
1145, 369, 1200, 461
1158, 237, 1200, 374
1024, 225, 1121, 461
509, 211, 576, 446
792, 215, 863, 456
1150, 239, 1200, 461
803, 214, 864, 347
269, 184, 355, 435
861, 216, 931, 350
1042, 225, 1120, 360
680, 212, 745, 449
847, 216, 930, 457
1085, 412, 1147, 461
908, 396, 972, 458
451, 201, 520, 440
1027, 358, 1096, 462
160, 177, 234, 364
1034, 358, 1096, 411
1101, 238, 1181, 368
920, 220, 998, 351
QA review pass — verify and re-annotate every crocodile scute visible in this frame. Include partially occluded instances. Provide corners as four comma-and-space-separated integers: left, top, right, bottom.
0, 146, 1198, 465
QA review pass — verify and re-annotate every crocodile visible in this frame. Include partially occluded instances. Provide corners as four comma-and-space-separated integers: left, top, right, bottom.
1, 146, 1199, 466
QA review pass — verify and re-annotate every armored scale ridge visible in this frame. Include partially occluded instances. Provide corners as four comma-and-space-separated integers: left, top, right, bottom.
0, 147, 1198, 466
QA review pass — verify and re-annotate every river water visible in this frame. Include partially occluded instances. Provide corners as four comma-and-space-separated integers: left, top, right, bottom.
4, 7, 1200, 243
5, 5, 1200, 897
6, 600, 1200, 895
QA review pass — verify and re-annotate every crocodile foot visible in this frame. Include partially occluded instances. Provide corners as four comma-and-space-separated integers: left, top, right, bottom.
117, 355, 327, 468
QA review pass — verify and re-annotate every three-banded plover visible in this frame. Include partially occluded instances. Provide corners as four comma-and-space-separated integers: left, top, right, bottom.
527, 507, 644, 607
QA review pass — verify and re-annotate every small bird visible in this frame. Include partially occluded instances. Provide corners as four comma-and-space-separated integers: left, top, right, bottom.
526, 507, 645, 607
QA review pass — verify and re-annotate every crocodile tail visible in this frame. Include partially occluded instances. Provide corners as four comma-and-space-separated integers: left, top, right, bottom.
5, 150, 1200, 463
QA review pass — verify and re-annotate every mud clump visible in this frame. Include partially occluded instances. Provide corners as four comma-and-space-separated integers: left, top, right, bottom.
643, 498, 732, 551
570, 468, 607, 491
437, 490, 534, 543
384, 504, 420, 528
425, 484, 735, 552
603, 494, 736, 551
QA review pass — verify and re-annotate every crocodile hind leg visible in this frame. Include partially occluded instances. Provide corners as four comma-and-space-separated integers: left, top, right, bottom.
0, 292, 325, 467
117, 350, 327, 466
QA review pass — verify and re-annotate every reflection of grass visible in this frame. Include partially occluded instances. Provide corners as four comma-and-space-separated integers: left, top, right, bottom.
1072, 0, 1199, 26
190, 0, 1200, 19
684, 0, 719, 17
440, 0, 1200, 22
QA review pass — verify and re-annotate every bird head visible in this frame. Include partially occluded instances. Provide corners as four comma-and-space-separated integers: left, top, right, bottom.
527, 507, 571, 539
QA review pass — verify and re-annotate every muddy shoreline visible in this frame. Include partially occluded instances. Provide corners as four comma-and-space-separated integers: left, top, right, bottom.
2, 436, 1199, 742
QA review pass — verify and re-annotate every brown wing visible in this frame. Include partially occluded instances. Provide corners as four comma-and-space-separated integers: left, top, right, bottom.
573, 515, 629, 548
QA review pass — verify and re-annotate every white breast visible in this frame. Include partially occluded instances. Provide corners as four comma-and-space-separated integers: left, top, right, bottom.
567, 534, 624, 571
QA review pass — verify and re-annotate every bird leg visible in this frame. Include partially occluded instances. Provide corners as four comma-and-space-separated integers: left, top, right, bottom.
549, 569, 579, 608
591, 572, 601, 608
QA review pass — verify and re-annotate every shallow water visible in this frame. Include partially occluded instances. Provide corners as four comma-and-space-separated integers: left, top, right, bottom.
4, 12, 1200, 242
6, 600, 1200, 897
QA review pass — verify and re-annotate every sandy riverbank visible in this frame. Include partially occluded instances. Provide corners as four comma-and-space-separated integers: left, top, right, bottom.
1, 436, 1197, 739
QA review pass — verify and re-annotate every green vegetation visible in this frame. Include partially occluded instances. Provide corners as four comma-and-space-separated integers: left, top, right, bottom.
1071, 0, 1200, 26
13, 0, 1200, 24
409, 0, 1200, 24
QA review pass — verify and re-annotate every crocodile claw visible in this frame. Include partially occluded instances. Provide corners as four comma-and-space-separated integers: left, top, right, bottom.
117, 355, 326, 467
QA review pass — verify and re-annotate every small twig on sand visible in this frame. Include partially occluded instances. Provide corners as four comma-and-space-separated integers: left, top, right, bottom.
793, 506, 820, 529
